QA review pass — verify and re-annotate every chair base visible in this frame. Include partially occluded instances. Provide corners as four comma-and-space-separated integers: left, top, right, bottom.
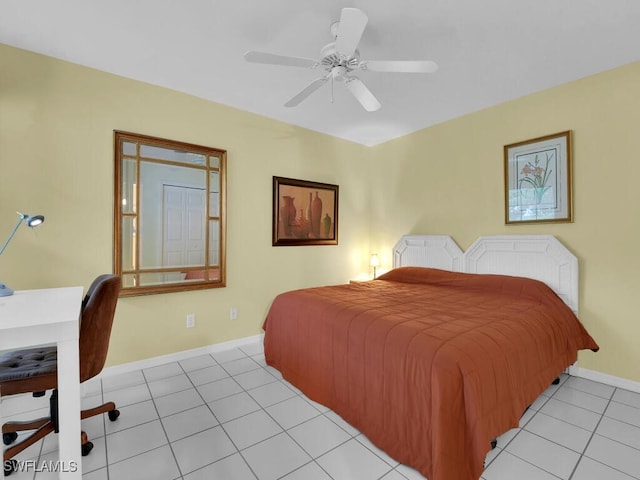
2, 392, 119, 475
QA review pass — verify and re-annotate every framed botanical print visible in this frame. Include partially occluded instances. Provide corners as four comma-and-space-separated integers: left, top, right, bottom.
504, 130, 573, 224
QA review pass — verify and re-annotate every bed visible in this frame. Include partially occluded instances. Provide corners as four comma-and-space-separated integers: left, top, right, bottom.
262, 235, 598, 480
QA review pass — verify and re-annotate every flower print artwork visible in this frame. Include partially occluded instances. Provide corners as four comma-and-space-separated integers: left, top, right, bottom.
504, 131, 573, 224
518, 152, 553, 205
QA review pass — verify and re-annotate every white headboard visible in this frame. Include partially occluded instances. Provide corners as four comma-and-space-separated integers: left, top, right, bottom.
393, 235, 464, 272
393, 235, 579, 314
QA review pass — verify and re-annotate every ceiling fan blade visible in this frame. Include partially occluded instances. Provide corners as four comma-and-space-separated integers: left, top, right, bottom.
345, 77, 381, 112
244, 51, 317, 68
334, 8, 368, 57
362, 60, 439, 73
284, 76, 329, 107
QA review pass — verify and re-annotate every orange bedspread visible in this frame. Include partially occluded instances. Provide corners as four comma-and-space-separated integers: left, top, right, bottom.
263, 267, 599, 480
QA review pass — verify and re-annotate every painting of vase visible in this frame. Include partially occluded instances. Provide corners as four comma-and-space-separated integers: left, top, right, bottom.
279, 195, 296, 236
272, 176, 338, 246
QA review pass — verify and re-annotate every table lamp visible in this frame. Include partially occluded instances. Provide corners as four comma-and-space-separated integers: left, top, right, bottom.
370, 253, 379, 279
0, 212, 45, 297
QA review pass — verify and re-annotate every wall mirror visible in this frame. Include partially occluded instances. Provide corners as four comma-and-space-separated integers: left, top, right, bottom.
114, 131, 226, 296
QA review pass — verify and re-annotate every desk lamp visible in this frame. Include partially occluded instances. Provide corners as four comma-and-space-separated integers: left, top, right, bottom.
370, 253, 379, 279
0, 212, 45, 297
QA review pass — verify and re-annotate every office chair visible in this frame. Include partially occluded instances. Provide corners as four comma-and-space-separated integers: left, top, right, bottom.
0, 274, 121, 476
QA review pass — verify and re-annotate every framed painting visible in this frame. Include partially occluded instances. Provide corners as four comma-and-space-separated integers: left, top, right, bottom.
272, 176, 339, 246
504, 130, 573, 224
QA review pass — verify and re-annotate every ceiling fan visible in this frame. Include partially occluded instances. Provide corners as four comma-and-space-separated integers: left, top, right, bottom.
244, 8, 438, 112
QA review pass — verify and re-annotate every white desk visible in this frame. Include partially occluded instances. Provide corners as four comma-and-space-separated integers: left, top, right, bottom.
0, 287, 83, 479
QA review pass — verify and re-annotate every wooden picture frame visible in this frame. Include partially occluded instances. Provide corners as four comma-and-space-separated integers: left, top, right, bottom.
504, 130, 573, 224
272, 176, 338, 246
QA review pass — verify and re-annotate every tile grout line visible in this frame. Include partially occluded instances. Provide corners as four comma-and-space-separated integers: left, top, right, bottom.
483, 377, 560, 472
211, 349, 380, 480
565, 384, 616, 480
232, 358, 338, 480
240, 358, 342, 480
136, 349, 330, 478
39, 347, 640, 480
253, 376, 397, 480
143, 349, 412, 479
506, 377, 615, 479
182, 352, 263, 480
100, 379, 110, 480
145, 362, 193, 480
483, 375, 581, 479
92, 366, 182, 477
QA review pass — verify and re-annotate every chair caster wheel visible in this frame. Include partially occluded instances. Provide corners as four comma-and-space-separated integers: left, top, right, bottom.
81, 441, 94, 456
4, 459, 17, 476
490, 439, 497, 450
3, 432, 18, 446
108, 409, 120, 422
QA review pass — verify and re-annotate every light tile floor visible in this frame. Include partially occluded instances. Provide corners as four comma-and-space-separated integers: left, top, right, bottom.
2, 339, 639, 480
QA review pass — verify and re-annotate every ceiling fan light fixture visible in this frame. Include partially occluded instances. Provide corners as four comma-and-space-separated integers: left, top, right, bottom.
331, 66, 348, 81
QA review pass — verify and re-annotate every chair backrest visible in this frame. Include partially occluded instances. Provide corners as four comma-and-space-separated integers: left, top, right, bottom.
79, 274, 121, 382
81, 273, 112, 311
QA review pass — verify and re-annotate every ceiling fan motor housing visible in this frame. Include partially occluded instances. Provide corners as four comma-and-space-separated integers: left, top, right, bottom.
320, 42, 360, 78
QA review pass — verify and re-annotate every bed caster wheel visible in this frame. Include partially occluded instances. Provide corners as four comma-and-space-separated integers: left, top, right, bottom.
552, 377, 560, 385
490, 439, 497, 450
81, 441, 94, 456
4, 459, 18, 476
3, 432, 18, 446
108, 409, 120, 421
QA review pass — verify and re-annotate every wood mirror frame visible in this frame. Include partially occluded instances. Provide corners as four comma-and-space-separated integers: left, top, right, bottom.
113, 131, 226, 296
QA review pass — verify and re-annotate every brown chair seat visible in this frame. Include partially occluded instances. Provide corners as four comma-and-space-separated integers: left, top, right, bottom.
0, 347, 57, 395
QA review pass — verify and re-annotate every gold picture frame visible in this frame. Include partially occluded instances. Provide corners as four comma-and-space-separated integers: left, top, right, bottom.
504, 130, 573, 224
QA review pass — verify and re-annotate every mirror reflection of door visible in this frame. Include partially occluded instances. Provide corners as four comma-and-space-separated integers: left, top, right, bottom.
114, 130, 226, 296
163, 185, 205, 270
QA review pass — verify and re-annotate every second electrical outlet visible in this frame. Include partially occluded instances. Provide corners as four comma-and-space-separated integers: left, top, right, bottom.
230, 307, 237, 320
186, 314, 195, 328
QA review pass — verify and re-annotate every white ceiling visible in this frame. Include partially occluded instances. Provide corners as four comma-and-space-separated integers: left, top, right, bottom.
2, 0, 640, 146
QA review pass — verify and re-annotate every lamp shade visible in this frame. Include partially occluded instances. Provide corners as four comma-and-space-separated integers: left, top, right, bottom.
0, 212, 45, 297
370, 254, 379, 267
25, 215, 45, 227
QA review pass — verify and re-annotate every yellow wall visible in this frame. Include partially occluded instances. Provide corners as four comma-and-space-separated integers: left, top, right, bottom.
2, 43, 638, 383
0, 44, 371, 365
370, 61, 640, 382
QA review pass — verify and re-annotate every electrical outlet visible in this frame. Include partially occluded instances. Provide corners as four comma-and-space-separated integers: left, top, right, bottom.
186, 314, 195, 328
230, 307, 237, 320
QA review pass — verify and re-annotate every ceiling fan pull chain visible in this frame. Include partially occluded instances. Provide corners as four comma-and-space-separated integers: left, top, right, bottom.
331, 75, 335, 104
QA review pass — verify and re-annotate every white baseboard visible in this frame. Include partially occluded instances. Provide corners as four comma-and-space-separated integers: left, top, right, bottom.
99, 334, 264, 379
570, 365, 640, 394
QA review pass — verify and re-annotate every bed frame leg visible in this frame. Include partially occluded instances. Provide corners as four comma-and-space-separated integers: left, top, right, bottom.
490, 439, 497, 450
552, 377, 560, 385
